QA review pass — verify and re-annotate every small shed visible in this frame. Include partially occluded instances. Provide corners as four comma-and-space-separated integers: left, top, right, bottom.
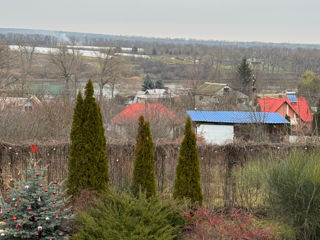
187, 111, 290, 145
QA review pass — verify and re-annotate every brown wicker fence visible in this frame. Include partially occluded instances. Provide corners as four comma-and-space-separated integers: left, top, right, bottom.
0, 141, 315, 207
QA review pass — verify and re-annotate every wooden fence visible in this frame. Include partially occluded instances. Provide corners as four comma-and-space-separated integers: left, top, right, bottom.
0, 141, 314, 207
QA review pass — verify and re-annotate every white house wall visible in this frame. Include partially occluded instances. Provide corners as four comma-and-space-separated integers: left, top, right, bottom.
197, 124, 234, 145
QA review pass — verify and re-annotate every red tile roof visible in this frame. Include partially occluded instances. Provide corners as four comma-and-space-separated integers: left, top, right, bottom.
112, 103, 181, 125
257, 96, 313, 122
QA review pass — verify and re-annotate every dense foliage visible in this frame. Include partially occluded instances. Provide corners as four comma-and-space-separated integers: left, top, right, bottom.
237, 57, 253, 95
142, 74, 155, 91
0, 155, 72, 239
264, 150, 320, 240
67, 80, 109, 195
298, 70, 320, 106
132, 116, 156, 197
235, 149, 320, 240
67, 92, 85, 195
73, 191, 185, 240
155, 79, 164, 89
183, 208, 293, 240
174, 117, 203, 205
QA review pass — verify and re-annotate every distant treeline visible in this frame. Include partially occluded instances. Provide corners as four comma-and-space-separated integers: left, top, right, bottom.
2, 27, 320, 92
1, 27, 320, 49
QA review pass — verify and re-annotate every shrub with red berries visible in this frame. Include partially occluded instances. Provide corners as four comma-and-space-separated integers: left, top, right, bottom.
0, 146, 73, 239
183, 208, 291, 240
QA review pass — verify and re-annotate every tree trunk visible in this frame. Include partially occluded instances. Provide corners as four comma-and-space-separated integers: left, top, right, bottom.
99, 81, 104, 102
111, 83, 115, 99
74, 74, 78, 97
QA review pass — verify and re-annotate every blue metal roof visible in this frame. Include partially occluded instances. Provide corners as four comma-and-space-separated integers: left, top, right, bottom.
187, 111, 290, 124
287, 94, 298, 103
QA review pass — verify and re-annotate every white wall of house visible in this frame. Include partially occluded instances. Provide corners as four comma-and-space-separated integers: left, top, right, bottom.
197, 124, 234, 145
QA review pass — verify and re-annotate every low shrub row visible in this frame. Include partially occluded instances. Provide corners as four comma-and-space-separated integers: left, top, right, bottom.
73, 191, 186, 240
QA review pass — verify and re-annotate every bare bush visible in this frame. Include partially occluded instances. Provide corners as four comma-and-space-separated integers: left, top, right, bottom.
110, 103, 182, 141
0, 98, 74, 142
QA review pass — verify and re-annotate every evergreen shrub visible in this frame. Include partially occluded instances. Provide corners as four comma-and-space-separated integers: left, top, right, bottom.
67, 80, 109, 195
132, 116, 156, 198
73, 191, 186, 240
174, 117, 203, 205
0, 155, 72, 239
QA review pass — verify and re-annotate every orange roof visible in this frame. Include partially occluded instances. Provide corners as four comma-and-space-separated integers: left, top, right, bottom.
257, 96, 313, 122
112, 103, 181, 125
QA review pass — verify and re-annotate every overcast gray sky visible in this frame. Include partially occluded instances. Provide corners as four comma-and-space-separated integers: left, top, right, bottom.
1, 0, 319, 44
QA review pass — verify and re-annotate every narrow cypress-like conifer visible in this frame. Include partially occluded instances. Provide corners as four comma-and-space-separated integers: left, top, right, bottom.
174, 116, 203, 205
82, 79, 109, 191
67, 91, 85, 195
68, 80, 109, 195
132, 116, 156, 197
237, 57, 253, 95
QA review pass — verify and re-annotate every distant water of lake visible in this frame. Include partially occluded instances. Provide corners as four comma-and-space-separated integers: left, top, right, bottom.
29, 81, 118, 98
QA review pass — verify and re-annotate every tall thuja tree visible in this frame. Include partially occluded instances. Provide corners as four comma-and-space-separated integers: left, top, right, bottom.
142, 74, 154, 91
81, 79, 109, 192
237, 57, 253, 96
67, 80, 109, 195
132, 116, 156, 197
0, 146, 72, 239
174, 117, 203, 205
67, 91, 85, 195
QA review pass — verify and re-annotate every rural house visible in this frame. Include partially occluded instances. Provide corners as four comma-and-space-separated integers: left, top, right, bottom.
257, 92, 313, 134
195, 82, 248, 109
188, 110, 289, 145
132, 88, 175, 104
0, 95, 42, 112
111, 103, 181, 139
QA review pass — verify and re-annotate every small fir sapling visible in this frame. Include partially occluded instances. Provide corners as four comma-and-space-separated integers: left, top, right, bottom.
173, 117, 203, 205
132, 116, 156, 198
0, 145, 73, 239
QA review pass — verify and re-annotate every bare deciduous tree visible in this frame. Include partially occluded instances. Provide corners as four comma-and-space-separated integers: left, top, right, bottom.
49, 44, 80, 96
15, 36, 38, 95
17, 37, 37, 76
95, 47, 122, 101
0, 41, 19, 92
185, 56, 204, 109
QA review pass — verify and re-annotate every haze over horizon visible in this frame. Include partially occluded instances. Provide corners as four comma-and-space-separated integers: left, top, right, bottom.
1, 0, 319, 44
